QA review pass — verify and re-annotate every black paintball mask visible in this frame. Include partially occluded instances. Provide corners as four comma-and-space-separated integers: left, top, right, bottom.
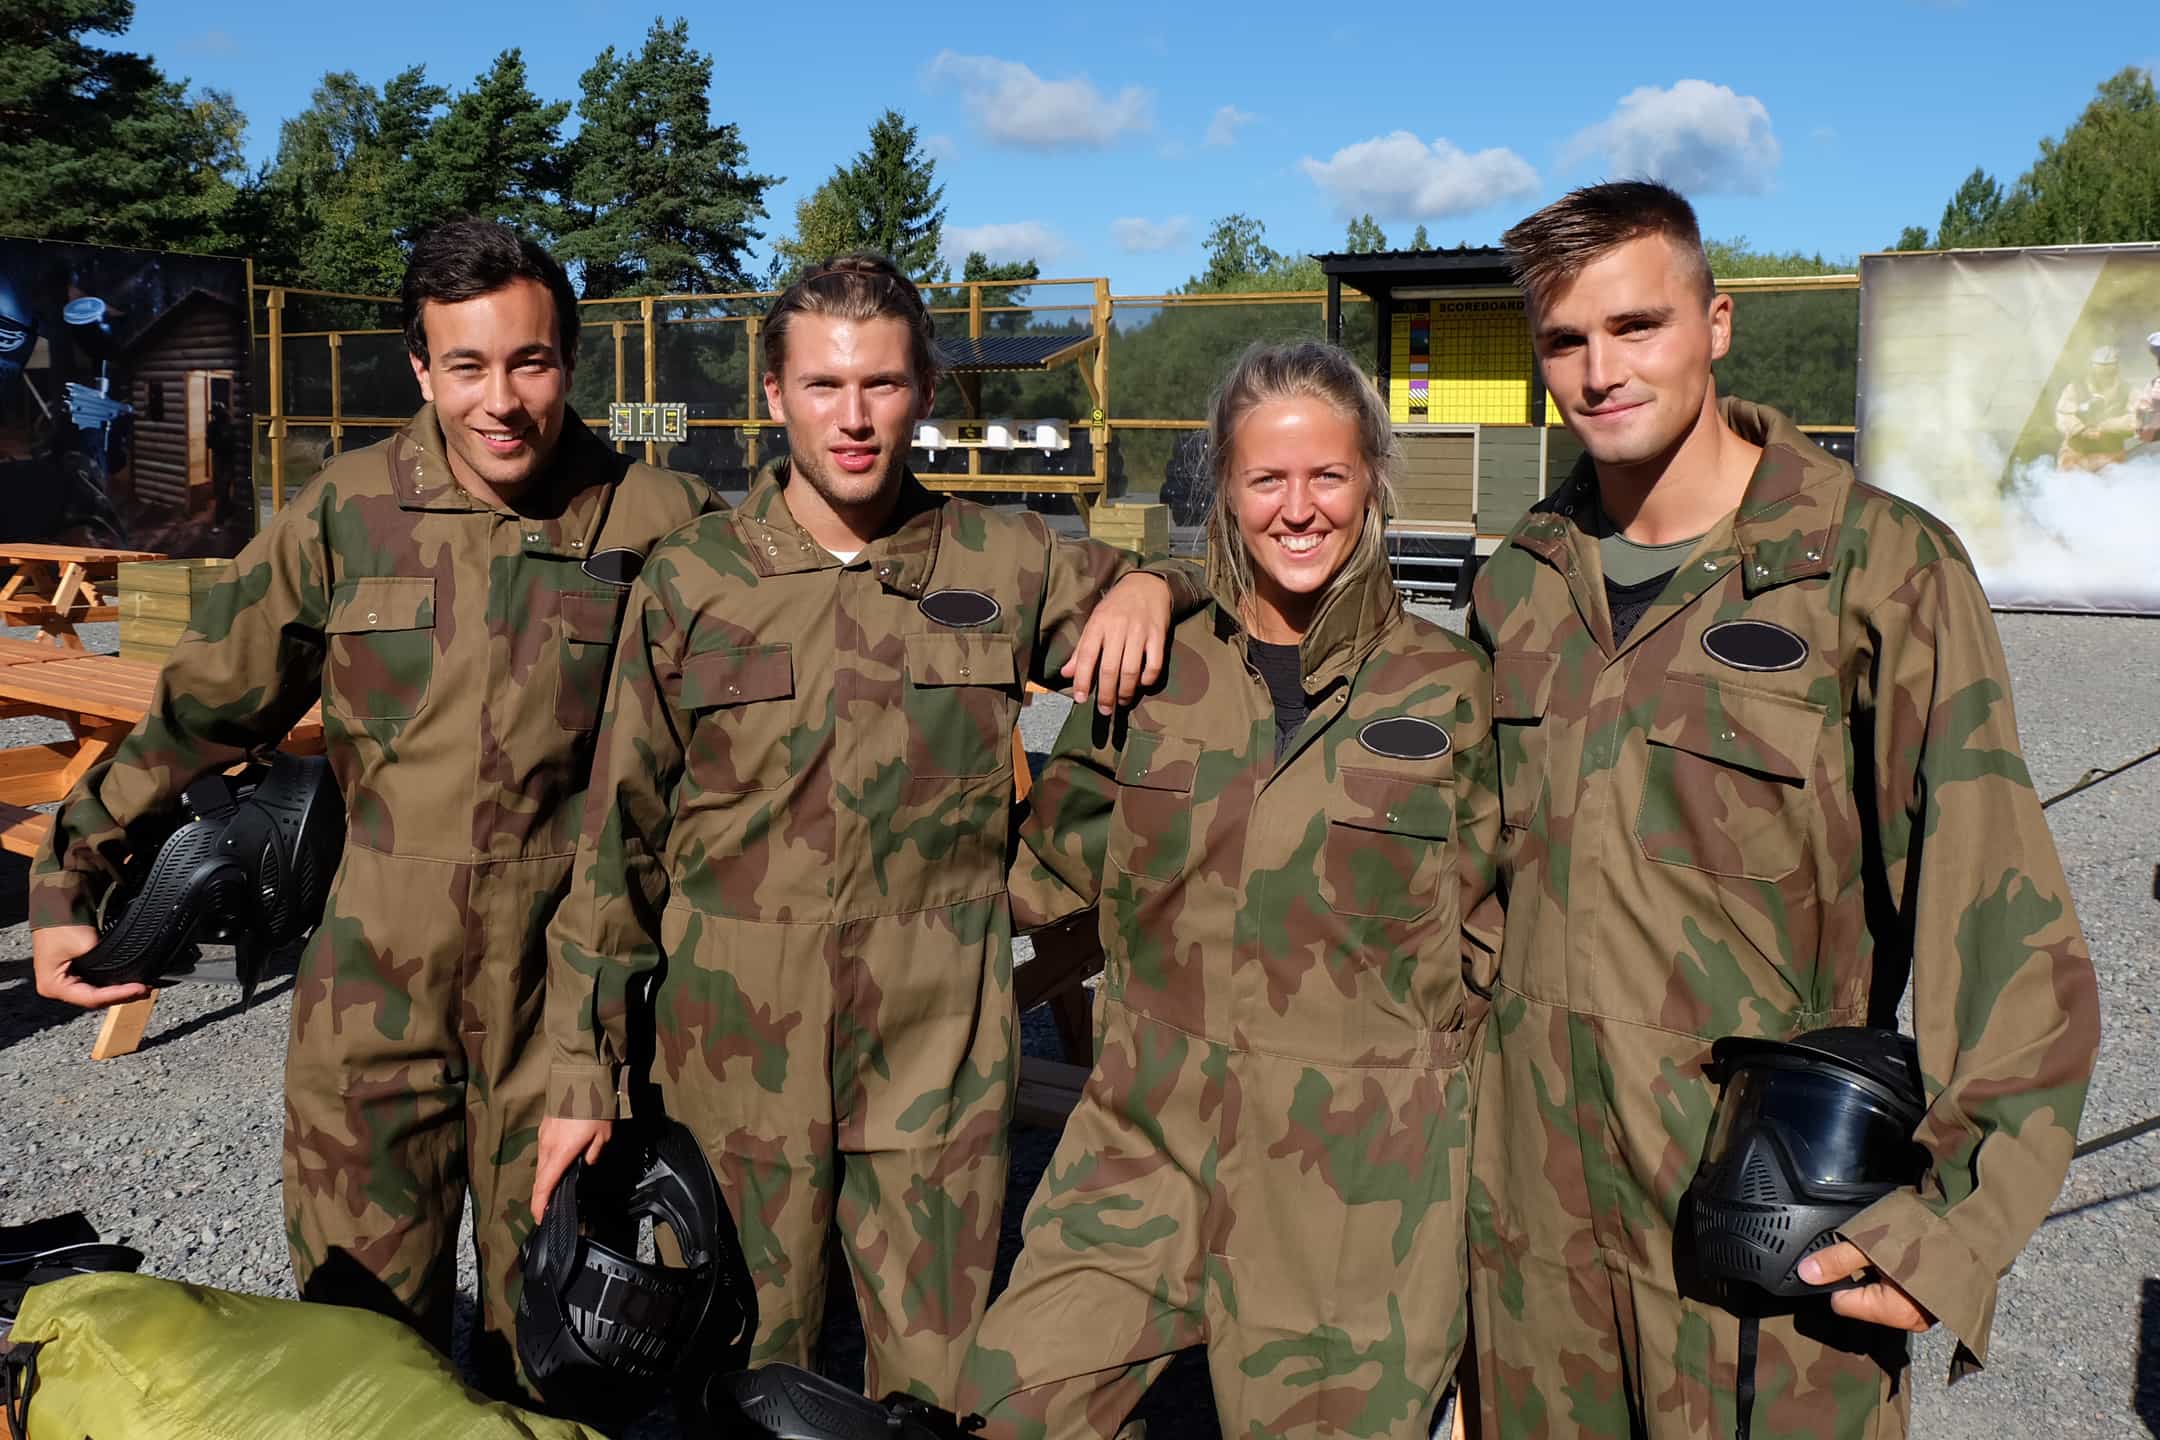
1682, 1027, 1929, 1440
517, 1117, 756, 1427
71, 753, 342, 1003
711, 1363, 985, 1440
1686, 1027, 1930, 1301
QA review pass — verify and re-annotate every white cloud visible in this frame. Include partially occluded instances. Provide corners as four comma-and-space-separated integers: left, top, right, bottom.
1567, 80, 1782, 194
1111, 216, 1191, 253
923, 132, 957, 163
943, 221, 1066, 267
1298, 131, 1539, 220
1204, 105, 1258, 148
925, 52, 1152, 149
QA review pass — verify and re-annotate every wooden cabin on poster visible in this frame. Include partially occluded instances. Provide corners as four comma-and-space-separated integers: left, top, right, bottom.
120, 289, 248, 522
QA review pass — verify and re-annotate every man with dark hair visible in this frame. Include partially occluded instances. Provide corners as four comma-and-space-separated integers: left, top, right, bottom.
31, 216, 719, 1395
533, 252, 1206, 1405
1463, 181, 2099, 1437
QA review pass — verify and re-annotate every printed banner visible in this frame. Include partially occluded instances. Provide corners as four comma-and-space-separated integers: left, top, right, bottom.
1859, 245, 2160, 613
0, 238, 253, 556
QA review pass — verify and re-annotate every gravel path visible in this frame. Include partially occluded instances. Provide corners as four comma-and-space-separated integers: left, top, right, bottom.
3, 607, 2153, 1436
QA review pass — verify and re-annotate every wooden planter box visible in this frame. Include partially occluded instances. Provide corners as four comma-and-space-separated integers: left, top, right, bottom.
118, 558, 232, 665
1088, 502, 1170, 561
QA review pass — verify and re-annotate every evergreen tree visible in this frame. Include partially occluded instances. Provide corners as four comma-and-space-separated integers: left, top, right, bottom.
411, 50, 568, 235
770, 110, 946, 284
0, 0, 249, 251
555, 19, 774, 297
1344, 213, 1387, 253
1410, 223, 1431, 249
1891, 225, 1932, 251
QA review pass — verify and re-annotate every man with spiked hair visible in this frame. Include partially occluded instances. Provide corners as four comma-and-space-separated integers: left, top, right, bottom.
535, 252, 1205, 1404
1463, 180, 2099, 1438
31, 217, 720, 1395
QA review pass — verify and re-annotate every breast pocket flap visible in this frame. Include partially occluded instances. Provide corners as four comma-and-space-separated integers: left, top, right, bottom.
326, 576, 435, 634
1493, 649, 1558, 722
1647, 676, 1821, 783
904, 631, 1018, 687
1115, 730, 1201, 793
680, 645, 795, 710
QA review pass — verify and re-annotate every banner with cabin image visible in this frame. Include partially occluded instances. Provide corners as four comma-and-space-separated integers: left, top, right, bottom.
0, 237, 254, 557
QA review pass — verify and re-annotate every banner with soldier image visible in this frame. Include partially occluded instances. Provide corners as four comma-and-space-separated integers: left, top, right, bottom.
0, 238, 254, 557
1859, 244, 2160, 614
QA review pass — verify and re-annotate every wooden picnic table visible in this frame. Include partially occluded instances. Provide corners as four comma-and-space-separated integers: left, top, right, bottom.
0, 650, 323, 1058
0, 542, 168, 648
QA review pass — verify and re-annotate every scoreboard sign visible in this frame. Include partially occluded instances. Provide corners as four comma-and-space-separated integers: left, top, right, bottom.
607, 402, 689, 444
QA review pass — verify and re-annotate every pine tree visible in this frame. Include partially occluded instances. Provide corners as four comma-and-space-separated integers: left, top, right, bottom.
554, 19, 775, 297
411, 50, 568, 235
1410, 224, 1431, 249
0, 0, 248, 251
770, 110, 947, 284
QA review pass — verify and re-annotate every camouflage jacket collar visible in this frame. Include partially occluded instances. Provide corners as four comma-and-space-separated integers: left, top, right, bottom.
732, 462, 945, 595
1211, 547, 1403, 695
1510, 397, 1847, 599
389, 405, 622, 561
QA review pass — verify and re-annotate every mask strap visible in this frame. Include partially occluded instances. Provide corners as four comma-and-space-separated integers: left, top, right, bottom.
1734, 1313, 1758, 1440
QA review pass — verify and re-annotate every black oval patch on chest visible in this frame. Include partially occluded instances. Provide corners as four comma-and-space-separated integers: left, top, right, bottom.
1701, 619, 1808, 673
581, 547, 645, 588
918, 588, 1001, 629
1358, 716, 1452, 761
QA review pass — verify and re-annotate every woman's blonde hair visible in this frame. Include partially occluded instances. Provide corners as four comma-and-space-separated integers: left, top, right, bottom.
1203, 340, 1397, 626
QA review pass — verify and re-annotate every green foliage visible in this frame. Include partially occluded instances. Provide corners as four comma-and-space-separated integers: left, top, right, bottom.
1892, 225, 1932, 252
1344, 214, 1388, 254
553, 19, 774, 298
0, 0, 249, 252
1904, 68, 2160, 249
770, 110, 945, 285
409, 51, 568, 236
1703, 235, 1850, 279
1713, 288, 1859, 425
1410, 224, 1431, 249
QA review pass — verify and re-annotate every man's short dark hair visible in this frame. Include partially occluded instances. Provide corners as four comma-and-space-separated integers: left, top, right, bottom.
402, 218, 580, 368
1502, 180, 1715, 317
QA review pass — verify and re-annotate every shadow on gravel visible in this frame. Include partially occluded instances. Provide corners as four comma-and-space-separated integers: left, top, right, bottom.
134, 972, 296, 1052
2045, 1183, 2160, 1225
2139, 1278, 2160, 1436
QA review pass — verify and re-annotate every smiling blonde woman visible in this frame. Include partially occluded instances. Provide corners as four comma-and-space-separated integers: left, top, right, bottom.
961, 340, 1503, 1438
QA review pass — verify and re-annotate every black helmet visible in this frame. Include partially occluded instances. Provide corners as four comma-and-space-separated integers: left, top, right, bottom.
0, 1212, 143, 1329
710, 1363, 984, 1439
71, 754, 342, 1003
516, 1117, 755, 1425
1685, 1027, 1929, 1301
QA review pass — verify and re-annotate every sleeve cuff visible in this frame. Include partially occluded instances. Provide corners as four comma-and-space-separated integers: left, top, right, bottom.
28, 869, 98, 930
1136, 558, 1210, 619
1840, 1187, 1998, 1379
547, 1063, 621, 1121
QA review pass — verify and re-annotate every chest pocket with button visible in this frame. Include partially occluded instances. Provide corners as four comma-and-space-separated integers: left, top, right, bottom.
555, 590, 625, 732
1635, 675, 1822, 882
1107, 729, 1202, 883
679, 644, 797, 793
324, 577, 436, 721
1317, 765, 1454, 922
901, 630, 1019, 779
1492, 650, 1558, 830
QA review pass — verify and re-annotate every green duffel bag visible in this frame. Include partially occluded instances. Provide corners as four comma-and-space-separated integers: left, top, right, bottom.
2, 1272, 610, 1439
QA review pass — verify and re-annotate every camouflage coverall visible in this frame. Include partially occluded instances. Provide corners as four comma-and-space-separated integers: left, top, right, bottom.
542, 465, 1205, 1402
963, 558, 1504, 1439
32, 407, 716, 1391
1463, 400, 2100, 1439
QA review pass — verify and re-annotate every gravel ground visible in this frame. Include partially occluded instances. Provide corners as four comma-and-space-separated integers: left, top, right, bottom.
3, 605, 2154, 1436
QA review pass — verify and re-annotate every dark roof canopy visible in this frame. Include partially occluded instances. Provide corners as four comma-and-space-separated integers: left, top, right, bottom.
934, 333, 1094, 373
1313, 246, 1516, 299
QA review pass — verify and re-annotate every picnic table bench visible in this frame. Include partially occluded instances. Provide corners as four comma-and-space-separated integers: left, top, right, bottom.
0, 542, 168, 648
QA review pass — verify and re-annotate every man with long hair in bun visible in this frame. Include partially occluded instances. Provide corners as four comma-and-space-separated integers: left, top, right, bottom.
534, 253, 1206, 1403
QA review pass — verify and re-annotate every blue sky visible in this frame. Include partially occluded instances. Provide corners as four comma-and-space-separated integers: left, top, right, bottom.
132, 1, 2136, 293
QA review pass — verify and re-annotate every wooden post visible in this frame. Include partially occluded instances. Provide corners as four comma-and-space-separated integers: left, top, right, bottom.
326, 331, 343, 456
266, 288, 285, 511
640, 296, 658, 466
612, 319, 628, 455
1091, 278, 1111, 511
745, 313, 762, 472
